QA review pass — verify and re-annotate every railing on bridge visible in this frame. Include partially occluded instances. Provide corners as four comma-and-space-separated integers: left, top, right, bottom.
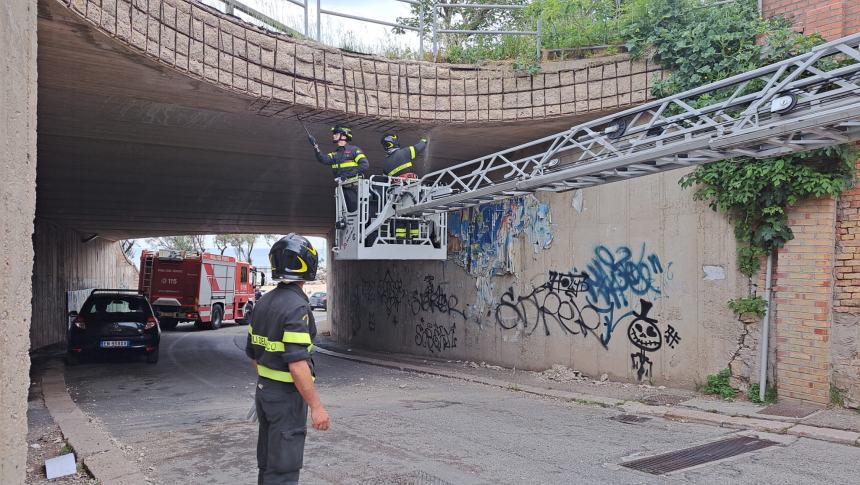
197, 0, 541, 61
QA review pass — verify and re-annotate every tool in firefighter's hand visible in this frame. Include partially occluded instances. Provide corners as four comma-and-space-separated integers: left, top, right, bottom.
247, 402, 258, 423
298, 118, 319, 151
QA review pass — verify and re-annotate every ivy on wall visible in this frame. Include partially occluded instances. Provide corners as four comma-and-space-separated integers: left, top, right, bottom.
624, 0, 857, 313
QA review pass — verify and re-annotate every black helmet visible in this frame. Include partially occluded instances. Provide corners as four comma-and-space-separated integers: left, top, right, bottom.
269, 233, 318, 281
331, 125, 352, 142
381, 133, 400, 150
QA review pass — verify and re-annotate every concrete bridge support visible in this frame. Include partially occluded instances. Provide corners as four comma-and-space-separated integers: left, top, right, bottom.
1, 0, 38, 481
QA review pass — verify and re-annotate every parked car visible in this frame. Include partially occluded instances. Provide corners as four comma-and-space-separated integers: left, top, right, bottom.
66, 289, 161, 365
309, 292, 327, 310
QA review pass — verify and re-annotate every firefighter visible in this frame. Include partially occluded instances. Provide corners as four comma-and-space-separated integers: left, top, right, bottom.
381, 133, 427, 179
246, 234, 330, 485
381, 133, 428, 241
310, 125, 369, 213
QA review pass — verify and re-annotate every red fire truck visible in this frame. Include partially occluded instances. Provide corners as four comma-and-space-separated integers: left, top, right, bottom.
139, 250, 263, 330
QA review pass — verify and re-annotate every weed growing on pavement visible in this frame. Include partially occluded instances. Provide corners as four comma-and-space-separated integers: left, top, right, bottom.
747, 384, 777, 404
830, 385, 846, 408
702, 369, 736, 401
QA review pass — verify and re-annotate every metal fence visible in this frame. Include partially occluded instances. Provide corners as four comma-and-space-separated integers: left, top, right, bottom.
201, 0, 541, 61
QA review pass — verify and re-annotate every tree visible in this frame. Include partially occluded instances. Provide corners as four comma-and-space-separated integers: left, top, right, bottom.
213, 234, 230, 255
395, 0, 527, 57
190, 235, 206, 253
147, 236, 197, 252
229, 235, 259, 264
120, 240, 136, 258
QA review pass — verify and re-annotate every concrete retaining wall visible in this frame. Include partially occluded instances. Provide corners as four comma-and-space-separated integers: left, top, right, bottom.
31, 220, 139, 349
0, 0, 38, 481
56, 0, 663, 126
332, 169, 750, 388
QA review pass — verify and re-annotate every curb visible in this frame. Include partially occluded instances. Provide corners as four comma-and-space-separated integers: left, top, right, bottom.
315, 345, 859, 447
41, 360, 147, 484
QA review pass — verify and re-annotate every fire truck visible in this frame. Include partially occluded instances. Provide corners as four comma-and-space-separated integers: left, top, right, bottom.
138, 250, 263, 330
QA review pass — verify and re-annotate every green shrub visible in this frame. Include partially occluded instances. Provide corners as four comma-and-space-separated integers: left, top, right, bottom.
703, 369, 736, 400
747, 383, 777, 404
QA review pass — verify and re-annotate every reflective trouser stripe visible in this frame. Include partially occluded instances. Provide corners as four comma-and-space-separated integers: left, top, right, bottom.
331, 161, 359, 169
388, 161, 413, 176
410, 229, 420, 236
409, 146, 416, 160
395, 228, 407, 237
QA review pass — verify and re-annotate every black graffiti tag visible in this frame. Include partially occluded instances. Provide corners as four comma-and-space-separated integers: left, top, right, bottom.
411, 275, 466, 320
495, 271, 604, 343
414, 318, 457, 353
627, 299, 661, 381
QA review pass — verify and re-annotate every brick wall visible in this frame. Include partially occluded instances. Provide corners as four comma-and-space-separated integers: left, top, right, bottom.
763, 0, 858, 40
773, 197, 837, 404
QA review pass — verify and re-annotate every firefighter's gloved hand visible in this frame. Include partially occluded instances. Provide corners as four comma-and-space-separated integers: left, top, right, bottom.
308, 134, 319, 150
420, 137, 428, 143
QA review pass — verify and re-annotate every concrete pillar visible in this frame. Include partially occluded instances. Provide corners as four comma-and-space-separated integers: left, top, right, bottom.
326, 229, 338, 340
0, 0, 38, 481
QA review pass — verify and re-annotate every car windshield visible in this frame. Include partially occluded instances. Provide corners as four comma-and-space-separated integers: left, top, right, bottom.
312, 292, 325, 297
82, 296, 150, 316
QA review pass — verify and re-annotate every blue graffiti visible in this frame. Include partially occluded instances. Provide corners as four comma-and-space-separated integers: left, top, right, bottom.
496, 244, 672, 349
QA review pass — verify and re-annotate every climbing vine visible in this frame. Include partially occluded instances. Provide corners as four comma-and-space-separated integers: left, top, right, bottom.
624, 0, 857, 312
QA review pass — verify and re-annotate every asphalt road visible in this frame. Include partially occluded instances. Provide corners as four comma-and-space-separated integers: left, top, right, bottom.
64, 313, 860, 485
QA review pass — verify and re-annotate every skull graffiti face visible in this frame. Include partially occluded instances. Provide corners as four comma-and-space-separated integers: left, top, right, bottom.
628, 319, 662, 351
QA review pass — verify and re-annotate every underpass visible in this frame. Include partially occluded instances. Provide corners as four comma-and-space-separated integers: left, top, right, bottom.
5, 0, 860, 482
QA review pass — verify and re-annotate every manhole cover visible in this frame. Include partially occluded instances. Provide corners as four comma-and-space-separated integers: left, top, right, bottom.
610, 414, 652, 424
758, 402, 822, 419
640, 394, 688, 406
621, 436, 777, 475
363, 470, 453, 485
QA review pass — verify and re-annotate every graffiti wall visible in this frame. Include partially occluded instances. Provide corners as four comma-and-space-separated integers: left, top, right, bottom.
331, 169, 748, 387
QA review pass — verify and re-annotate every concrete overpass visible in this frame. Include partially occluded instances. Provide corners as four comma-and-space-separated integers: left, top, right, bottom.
37, 0, 659, 239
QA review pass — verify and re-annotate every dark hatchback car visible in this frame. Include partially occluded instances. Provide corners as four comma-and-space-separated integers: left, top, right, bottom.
67, 290, 161, 365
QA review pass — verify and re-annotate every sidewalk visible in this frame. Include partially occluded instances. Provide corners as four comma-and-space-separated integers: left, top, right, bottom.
315, 338, 860, 446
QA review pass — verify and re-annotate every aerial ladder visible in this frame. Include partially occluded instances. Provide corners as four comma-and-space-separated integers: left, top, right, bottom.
333, 33, 860, 260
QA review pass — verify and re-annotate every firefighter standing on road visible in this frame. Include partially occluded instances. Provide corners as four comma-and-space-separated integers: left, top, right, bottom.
381, 133, 428, 241
381, 133, 427, 179
246, 234, 330, 485
310, 125, 369, 213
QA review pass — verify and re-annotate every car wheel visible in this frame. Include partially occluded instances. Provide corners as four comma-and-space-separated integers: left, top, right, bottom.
160, 318, 179, 331
209, 306, 223, 330
146, 347, 159, 364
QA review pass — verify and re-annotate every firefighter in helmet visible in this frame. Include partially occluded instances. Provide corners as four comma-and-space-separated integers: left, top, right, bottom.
310, 125, 369, 213
381, 133, 427, 179
381, 133, 428, 241
246, 234, 330, 484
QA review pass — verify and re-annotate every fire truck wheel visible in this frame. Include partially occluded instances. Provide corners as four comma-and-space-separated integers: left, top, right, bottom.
160, 318, 179, 331
209, 305, 224, 330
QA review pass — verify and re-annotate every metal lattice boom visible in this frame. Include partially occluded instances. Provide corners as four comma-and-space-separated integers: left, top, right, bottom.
393, 33, 860, 217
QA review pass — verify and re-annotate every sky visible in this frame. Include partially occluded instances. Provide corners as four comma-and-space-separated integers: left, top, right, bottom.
203, 0, 420, 55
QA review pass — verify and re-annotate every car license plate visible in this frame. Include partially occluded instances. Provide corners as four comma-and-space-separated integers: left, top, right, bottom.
100, 340, 130, 348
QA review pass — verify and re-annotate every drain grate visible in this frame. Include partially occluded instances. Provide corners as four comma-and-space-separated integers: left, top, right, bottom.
621, 436, 778, 475
640, 394, 689, 406
363, 470, 454, 485
610, 414, 652, 424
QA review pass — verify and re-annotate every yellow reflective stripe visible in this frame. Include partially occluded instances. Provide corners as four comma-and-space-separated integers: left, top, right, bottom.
409, 146, 416, 160
257, 364, 294, 382
282, 331, 312, 345
331, 161, 359, 169
355, 153, 367, 163
388, 161, 413, 176
250, 332, 285, 352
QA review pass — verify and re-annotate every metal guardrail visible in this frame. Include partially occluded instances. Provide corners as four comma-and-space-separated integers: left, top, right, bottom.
203, 0, 541, 61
